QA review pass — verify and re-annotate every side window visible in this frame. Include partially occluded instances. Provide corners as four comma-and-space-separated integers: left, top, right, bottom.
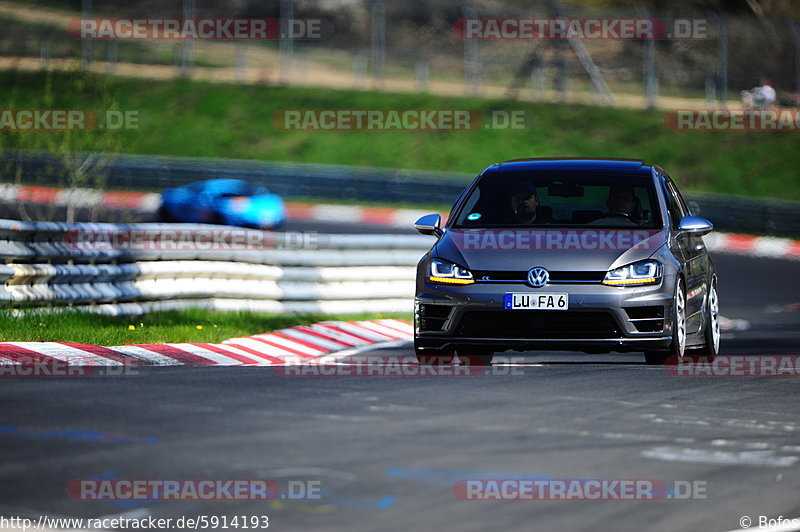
455, 187, 481, 223
449, 176, 481, 224
667, 179, 691, 216
662, 180, 684, 229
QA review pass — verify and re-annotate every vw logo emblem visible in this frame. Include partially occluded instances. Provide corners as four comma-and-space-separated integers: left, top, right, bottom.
527, 267, 549, 288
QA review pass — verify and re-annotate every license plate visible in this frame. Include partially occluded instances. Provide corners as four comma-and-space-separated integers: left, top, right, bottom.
504, 293, 569, 310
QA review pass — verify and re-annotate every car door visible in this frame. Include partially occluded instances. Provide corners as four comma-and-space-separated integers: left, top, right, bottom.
665, 177, 708, 333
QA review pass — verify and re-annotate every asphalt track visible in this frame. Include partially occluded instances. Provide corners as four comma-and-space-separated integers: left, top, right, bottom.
1, 214, 800, 531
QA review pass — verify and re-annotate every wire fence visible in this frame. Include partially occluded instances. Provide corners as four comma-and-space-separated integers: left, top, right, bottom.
2, 0, 799, 109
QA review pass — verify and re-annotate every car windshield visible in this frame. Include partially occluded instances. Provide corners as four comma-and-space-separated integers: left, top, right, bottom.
452, 172, 662, 229
212, 181, 260, 197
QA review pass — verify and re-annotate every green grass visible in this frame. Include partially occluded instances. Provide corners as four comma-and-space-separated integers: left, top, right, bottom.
0, 309, 410, 344
1, 70, 800, 200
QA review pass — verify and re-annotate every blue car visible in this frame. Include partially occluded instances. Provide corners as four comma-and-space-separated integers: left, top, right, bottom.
158, 179, 286, 229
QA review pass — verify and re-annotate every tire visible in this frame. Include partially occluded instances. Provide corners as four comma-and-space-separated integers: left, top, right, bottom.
644, 278, 687, 366
210, 211, 225, 225
157, 205, 173, 223
690, 279, 720, 359
414, 340, 454, 365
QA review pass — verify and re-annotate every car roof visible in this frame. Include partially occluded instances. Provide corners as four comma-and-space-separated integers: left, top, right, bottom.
192, 178, 247, 188
484, 157, 652, 176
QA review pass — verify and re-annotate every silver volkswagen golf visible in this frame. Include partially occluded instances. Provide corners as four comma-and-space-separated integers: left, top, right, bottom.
413, 158, 720, 366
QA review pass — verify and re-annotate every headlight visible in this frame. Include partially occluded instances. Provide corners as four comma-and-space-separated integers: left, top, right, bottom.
428, 259, 474, 285
603, 260, 662, 286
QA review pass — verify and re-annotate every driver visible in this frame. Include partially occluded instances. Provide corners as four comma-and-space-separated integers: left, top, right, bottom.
589, 185, 639, 226
507, 182, 549, 224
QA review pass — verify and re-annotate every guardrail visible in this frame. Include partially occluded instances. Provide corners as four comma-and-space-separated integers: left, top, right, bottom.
2, 218, 797, 316
5, 150, 800, 237
0, 219, 430, 316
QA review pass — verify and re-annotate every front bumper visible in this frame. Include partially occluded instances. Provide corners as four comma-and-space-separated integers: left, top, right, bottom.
415, 276, 676, 354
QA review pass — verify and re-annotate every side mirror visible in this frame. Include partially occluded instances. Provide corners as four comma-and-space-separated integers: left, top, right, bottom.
678, 216, 714, 236
415, 214, 443, 237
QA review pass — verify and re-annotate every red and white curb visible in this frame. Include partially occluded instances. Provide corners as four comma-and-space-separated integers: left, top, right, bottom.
0, 184, 162, 212
0, 184, 437, 228
0, 319, 412, 367
3, 183, 799, 259
703, 232, 800, 260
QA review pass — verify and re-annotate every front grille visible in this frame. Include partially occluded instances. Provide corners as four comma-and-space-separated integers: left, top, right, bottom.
454, 310, 621, 339
624, 306, 665, 333
418, 304, 452, 332
472, 270, 605, 283
550, 271, 606, 282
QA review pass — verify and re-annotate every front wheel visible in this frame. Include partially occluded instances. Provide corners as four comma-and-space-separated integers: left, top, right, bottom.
690, 279, 720, 359
644, 278, 687, 366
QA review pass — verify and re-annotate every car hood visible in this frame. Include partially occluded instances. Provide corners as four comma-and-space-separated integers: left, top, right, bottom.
435, 227, 667, 272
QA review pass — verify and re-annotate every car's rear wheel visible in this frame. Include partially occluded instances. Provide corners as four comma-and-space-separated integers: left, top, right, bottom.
690, 279, 720, 359
644, 278, 686, 366
414, 340, 454, 365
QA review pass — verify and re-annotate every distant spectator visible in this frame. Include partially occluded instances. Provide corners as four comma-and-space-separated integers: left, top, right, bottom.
741, 78, 776, 109
754, 78, 776, 108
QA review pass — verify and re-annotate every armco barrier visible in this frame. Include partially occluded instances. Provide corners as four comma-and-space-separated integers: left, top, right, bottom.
2, 218, 797, 316
0, 219, 429, 315
5, 150, 800, 237
3, 150, 470, 208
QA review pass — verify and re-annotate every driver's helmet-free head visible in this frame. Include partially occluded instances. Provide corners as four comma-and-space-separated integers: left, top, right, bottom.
512, 182, 538, 199
607, 185, 637, 215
